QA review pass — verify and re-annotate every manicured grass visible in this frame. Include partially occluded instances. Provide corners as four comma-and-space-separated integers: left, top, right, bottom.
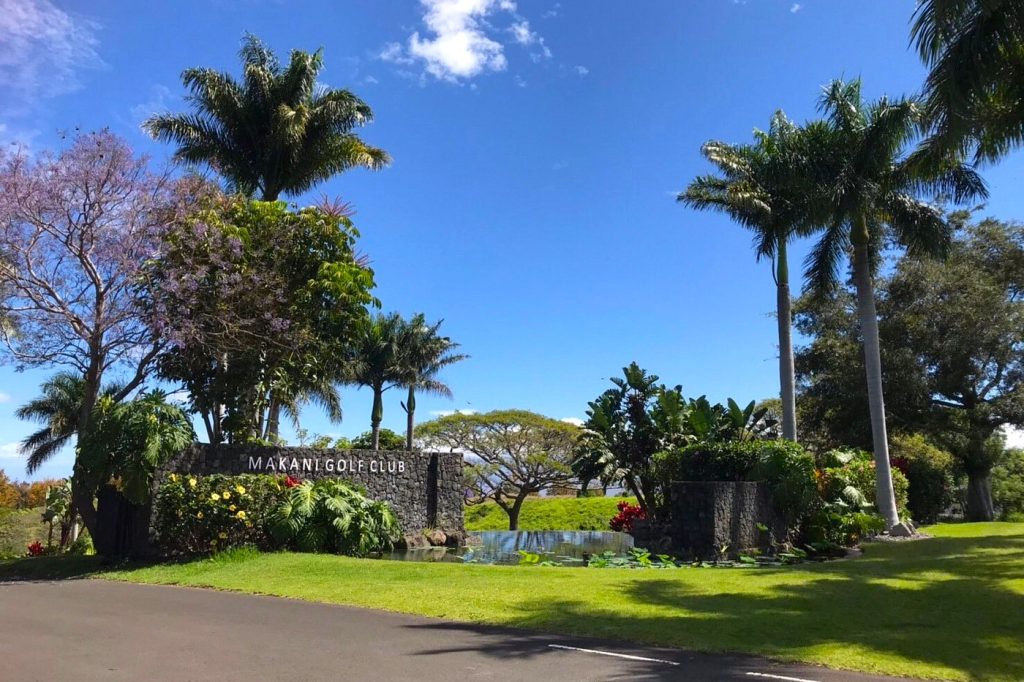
3, 523, 1022, 681
465, 495, 635, 531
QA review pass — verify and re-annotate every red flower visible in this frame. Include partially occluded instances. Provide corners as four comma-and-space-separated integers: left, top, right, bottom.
283, 475, 302, 488
609, 502, 646, 532
27, 541, 45, 557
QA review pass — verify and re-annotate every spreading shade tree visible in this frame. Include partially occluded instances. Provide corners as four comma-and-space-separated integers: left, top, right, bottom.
802, 79, 987, 528
144, 34, 389, 201
680, 112, 828, 442
912, 0, 1024, 165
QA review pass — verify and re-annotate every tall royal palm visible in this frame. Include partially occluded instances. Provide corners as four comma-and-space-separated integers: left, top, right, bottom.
345, 313, 406, 451
807, 79, 987, 528
680, 112, 819, 441
912, 0, 1024, 165
143, 34, 389, 201
398, 315, 468, 450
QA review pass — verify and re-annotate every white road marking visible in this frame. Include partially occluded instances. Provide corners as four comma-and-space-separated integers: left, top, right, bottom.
745, 672, 822, 682
546, 644, 680, 666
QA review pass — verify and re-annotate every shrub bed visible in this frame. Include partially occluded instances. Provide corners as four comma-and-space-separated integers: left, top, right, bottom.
153, 474, 400, 556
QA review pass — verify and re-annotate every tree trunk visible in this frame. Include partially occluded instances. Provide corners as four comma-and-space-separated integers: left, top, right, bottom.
405, 386, 416, 451
72, 355, 103, 541
507, 494, 527, 531
851, 236, 901, 529
371, 387, 383, 451
266, 395, 281, 441
776, 237, 798, 442
965, 470, 996, 521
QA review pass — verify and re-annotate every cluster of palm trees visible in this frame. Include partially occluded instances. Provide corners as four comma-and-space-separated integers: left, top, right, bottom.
680, 0, 1021, 529
346, 312, 468, 450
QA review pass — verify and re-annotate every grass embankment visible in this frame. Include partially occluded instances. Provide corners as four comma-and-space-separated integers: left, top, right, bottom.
3, 523, 1022, 681
0, 507, 46, 558
464, 495, 635, 531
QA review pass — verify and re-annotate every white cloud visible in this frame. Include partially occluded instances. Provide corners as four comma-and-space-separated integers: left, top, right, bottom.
560, 417, 584, 427
0, 0, 104, 112
364, 75, 379, 85
1005, 426, 1024, 450
0, 442, 21, 458
790, 3, 803, 12
381, 0, 548, 82
513, 74, 526, 88
129, 84, 173, 125
0, 392, 10, 403
543, 3, 560, 18
574, 65, 589, 76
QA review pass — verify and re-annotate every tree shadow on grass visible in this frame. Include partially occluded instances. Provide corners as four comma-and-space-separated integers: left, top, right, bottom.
418, 534, 1024, 681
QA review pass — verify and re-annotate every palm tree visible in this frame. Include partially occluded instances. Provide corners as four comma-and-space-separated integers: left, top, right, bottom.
345, 313, 407, 451
143, 34, 389, 201
15, 373, 124, 475
805, 79, 987, 528
679, 112, 822, 442
398, 314, 468, 450
912, 0, 1024, 165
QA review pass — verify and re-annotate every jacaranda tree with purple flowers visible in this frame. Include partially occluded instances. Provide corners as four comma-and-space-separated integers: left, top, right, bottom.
0, 130, 190, 537
148, 194, 377, 444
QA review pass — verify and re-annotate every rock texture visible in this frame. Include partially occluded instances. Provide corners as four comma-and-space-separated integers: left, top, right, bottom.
159, 444, 465, 538
667, 481, 785, 559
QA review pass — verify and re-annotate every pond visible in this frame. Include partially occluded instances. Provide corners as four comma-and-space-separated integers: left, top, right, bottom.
383, 530, 635, 566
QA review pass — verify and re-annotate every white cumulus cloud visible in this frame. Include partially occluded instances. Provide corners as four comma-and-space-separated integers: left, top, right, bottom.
790, 3, 803, 12
561, 417, 584, 427
0, 392, 10, 403
381, 0, 548, 82
0, 0, 104, 112
0, 442, 21, 458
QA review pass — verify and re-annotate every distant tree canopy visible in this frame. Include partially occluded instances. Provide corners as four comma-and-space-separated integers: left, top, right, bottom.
416, 410, 579, 531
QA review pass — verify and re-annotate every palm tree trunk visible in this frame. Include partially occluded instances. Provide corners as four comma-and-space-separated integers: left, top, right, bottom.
266, 395, 281, 441
776, 237, 798, 442
405, 386, 416, 451
851, 235, 901, 529
371, 387, 383, 451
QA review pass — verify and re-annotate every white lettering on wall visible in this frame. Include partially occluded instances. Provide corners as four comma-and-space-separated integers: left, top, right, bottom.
243, 455, 408, 476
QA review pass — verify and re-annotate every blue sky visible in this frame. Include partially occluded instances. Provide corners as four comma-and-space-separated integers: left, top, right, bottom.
2, 0, 1023, 480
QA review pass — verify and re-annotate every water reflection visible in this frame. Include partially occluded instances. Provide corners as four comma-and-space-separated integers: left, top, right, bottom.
383, 530, 634, 566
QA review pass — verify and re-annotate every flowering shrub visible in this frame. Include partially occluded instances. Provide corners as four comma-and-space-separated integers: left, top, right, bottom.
26, 540, 45, 557
154, 473, 284, 555
609, 500, 646, 532
154, 473, 402, 557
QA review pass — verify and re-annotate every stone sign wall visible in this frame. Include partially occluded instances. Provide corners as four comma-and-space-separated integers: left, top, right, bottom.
159, 444, 464, 536
667, 481, 786, 558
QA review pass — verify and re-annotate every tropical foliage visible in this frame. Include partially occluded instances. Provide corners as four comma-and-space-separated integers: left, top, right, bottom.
144, 34, 388, 201
269, 478, 400, 555
912, 0, 1024, 165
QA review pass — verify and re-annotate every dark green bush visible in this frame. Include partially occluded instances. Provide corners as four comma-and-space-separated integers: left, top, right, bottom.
890, 433, 955, 524
993, 448, 1024, 519
653, 440, 817, 527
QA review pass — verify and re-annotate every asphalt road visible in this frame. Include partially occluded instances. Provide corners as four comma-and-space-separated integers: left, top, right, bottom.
0, 580, 912, 682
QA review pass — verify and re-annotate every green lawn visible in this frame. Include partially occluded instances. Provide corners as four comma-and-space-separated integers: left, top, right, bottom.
3, 523, 1022, 681
465, 495, 635, 531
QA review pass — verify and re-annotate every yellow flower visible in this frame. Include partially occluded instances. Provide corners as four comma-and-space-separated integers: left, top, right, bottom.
189, 478, 197, 488
210, 493, 220, 501
218, 532, 228, 540
244, 521, 253, 529
235, 510, 246, 520
229, 504, 237, 512
170, 473, 178, 482
235, 485, 246, 495
222, 491, 231, 500
196, 511, 204, 519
